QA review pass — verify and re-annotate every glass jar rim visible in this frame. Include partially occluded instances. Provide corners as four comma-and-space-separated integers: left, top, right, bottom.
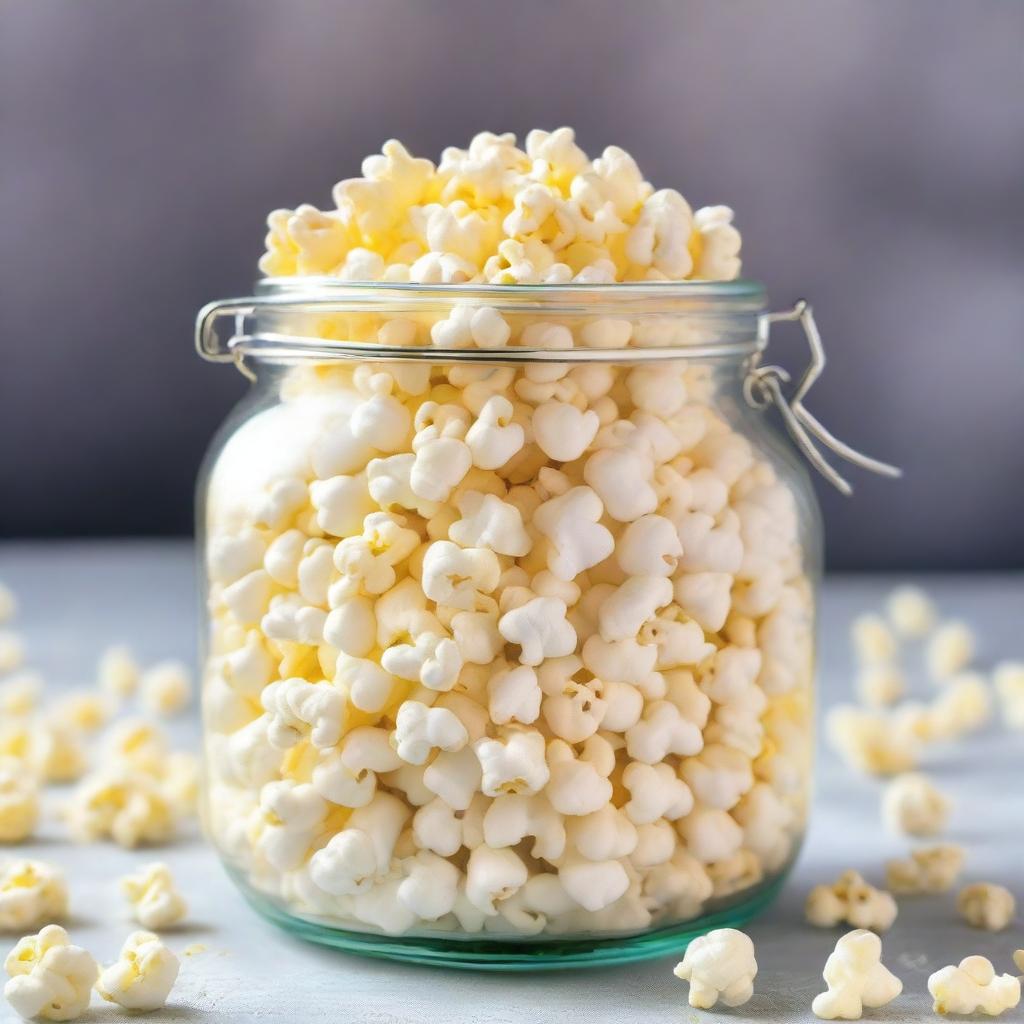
197, 278, 768, 367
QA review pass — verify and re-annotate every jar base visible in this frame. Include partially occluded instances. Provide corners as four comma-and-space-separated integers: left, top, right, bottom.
229, 868, 790, 972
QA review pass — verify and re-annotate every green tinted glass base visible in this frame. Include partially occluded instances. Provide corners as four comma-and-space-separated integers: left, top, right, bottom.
232, 869, 788, 972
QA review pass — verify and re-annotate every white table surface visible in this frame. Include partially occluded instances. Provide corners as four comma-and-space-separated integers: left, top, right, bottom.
0, 541, 1021, 1023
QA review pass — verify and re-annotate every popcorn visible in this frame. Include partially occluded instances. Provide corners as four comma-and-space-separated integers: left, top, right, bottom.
421, 541, 500, 610
855, 665, 905, 708
261, 678, 345, 749
3, 925, 97, 1022
881, 773, 949, 837
465, 396, 525, 469
488, 666, 541, 725
498, 597, 577, 667
584, 447, 658, 523
483, 794, 565, 861
559, 857, 629, 913
622, 762, 693, 825
957, 883, 1016, 932
994, 661, 1024, 729
0, 861, 68, 931
392, 701, 468, 765
850, 614, 897, 666
533, 486, 615, 581
672, 928, 757, 1009
66, 768, 176, 848
811, 929, 902, 1020
885, 844, 965, 894
121, 863, 187, 930
475, 732, 549, 797
0, 759, 38, 842
95, 931, 179, 1012
928, 956, 1020, 1017
532, 402, 600, 463
805, 871, 897, 932
545, 739, 613, 816
449, 492, 531, 557
886, 585, 935, 637
140, 660, 192, 717
465, 845, 528, 915
96, 645, 139, 700
0, 673, 43, 717
928, 672, 992, 739
826, 705, 918, 775
249, 780, 326, 872
926, 620, 975, 680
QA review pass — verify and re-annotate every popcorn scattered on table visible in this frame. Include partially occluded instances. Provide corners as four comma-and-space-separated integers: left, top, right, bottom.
65, 768, 176, 848
811, 929, 902, 1020
805, 871, 897, 932
672, 927, 757, 1008
0, 674, 43, 718
122, 863, 187, 930
96, 645, 139, 701
0, 861, 68, 931
928, 955, 1021, 1017
881, 772, 949, 837
0, 759, 39, 843
854, 665, 905, 708
886, 585, 935, 638
957, 882, 1016, 932
826, 706, 919, 775
850, 615, 898, 666
885, 845, 964, 895
3, 924, 97, 1021
994, 661, 1024, 730
140, 660, 192, 717
95, 930, 179, 1012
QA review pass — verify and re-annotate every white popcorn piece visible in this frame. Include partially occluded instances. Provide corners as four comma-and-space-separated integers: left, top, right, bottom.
926, 620, 976, 680
826, 705, 919, 776
532, 402, 600, 463
222, 569, 274, 625
421, 541, 500, 610
465, 845, 528, 915
928, 956, 1020, 1017
475, 732, 549, 797
410, 436, 473, 502
850, 614, 897, 666
680, 743, 754, 811
488, 665, 542, 725
598, 576, 673, 643
483, 793, 565, 861
957, 883, 1016, 932
261, 678, 345, 749
533, 486, 614, 581
881, 772, 949, 837
994, 661, 1024, 730
3, 925, 98, 1022
0, 861, 68, 931
805, 871, 897, 933
691, 206, 742, 281
616, 515, 683, 578
392, 701, 468, 765
249, 780, 326, 872
449, 492, 531, 557
625, 701, 703, 763
559, 857, 629, 913
350, 377, 412, 453
121, 863, 187, 930
139, 660, 192, 717
886, 585, 935, 637
854, 664, 906, 708
396, 851, 461, 920
811, 929, 902, 1020
928, 672, 992, 740
885, 844, 965, 894
672, 927, 757, 1009
465, 396, 526, 469
323, 596, 375, 656
95, 930, 179, 1012
310, 474, 376, 537
622, 762, 692, 825
382, 632, 462, 692
0, 758, 39, 842
499, 597, 576, 667
96, 645, 140, 700
584, 447, 657, 522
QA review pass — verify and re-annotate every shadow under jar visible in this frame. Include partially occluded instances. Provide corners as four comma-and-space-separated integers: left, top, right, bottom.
194, 280, 824, 970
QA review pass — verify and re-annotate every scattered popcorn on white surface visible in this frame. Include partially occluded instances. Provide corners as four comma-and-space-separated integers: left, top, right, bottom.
3, 924, 97, 1021
0, 861, 68, 931
881, 772, 949, 837
928, 955, 1020, 1017
885, 585, 935, 638
0, 758, 39, 843
139, 660, 192, 717
854, 665, 905, 708
672, 927, 757, 1008
957, 883, 1016, 932
805, 871, 897, 932
885, 845, 964, 894
811, 929, 902, 1020
95, 930, 179, 1012
926, 621, 975, 681
0, 673, 43, 718
994, 661, 1024, 730
928, 672, 992, 740
121, 863, 188, 930
826, 705, 918, 775
65, 769, 176, 848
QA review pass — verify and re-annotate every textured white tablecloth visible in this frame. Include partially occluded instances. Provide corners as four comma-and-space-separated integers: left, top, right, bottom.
0, 541, 1021, 1023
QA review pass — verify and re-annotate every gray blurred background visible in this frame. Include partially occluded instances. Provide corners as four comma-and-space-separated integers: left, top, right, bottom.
1, 0, 1021, 569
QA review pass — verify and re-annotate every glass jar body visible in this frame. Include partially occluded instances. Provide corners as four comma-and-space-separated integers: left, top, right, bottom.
197, 289, 821, 968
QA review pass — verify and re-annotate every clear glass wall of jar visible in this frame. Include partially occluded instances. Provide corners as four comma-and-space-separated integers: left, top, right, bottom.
195, 281, 823, 969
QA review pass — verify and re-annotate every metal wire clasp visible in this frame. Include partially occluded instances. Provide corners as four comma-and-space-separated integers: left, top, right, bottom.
745, 300, 901, 496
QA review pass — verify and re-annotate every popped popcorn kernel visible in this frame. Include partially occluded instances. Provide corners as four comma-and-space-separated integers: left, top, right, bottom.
121, 863, 188, 930
3, 924, 97, 1021
95, 930, 179, 1012
957, 882, 1016, 932
672, 927, 757, 1009
885, 844, 964, 894
928, 955, 1020, 1016
805, 870, 897, 933
0, 861, 68, 931
881, 772, 949, 837
812, 929, 902, 1020
885, 585, 935, 637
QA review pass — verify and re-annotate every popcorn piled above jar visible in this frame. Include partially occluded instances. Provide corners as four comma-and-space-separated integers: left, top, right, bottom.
200, 129, 816, 946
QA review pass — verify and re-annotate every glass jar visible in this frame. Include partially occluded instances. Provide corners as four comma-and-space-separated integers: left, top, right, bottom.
194, 281, 886, 969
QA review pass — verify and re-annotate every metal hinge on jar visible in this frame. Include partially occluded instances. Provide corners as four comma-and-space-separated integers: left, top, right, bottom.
746, 301, 901, 496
